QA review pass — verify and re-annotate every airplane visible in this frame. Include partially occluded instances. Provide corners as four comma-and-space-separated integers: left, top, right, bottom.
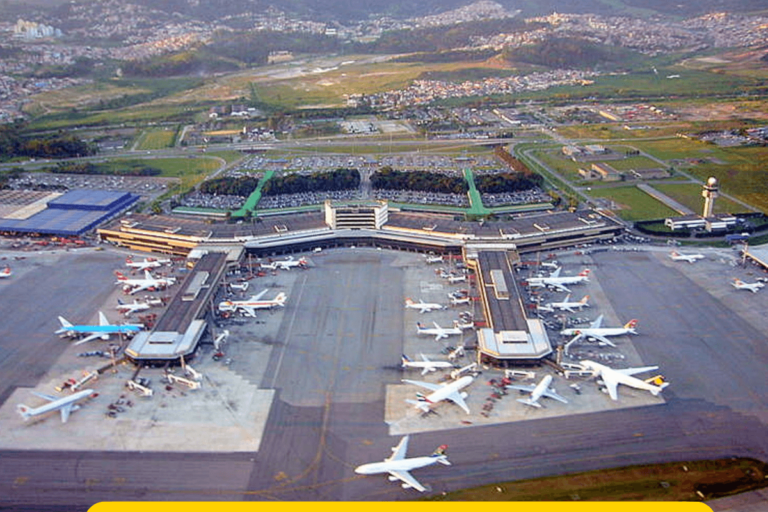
450, 295, 471, 306
669, 251, 705, 263
403, 375, 474, 415
506, 375, 569, 408
0, 265, 11, 278
229, 281, 249, 292
405, 298, 446, 313
446, 274, 467, 284
401, 354, 455, 376
17, 388, 96, 423
125, 256, 170, 271
218, 289, 287, 317
261, 257, 308, 271
416, 321, 462, 341
527, 268, 591, 293
732, 278, 764, 293
579, 359, 669, 401
425, 255, 443, 264
115, 270, 176, 294
354, 435, 450, 492
560, 315, 638, 354
56, 311, 143, 345
115, 299, 150, 316
545, 294, 590, 313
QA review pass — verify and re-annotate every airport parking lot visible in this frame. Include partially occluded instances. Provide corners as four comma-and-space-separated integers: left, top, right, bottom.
1, 243, 768, 506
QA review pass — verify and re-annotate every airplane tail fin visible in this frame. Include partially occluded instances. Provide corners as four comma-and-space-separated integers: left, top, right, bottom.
17, 404, 32, 420
579, 269, 591, 277
516, 398, 542, 408
274, 292, 287, 306
580, 295, 590, 304
115, 271, 127, 281
405, 298, 414, 306
57, 316, 73, 331
432, 445, 451, 464
625, 319, 639, 330
401, 354, 411, 365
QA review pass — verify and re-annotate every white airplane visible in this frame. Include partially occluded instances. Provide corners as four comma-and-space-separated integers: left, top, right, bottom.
115, 270, 176, 294
115, 299, 150, 316
527, 268, 591, 293
229, 281, 249, 292
56, 311, 143, 345
125, 256, 170, 271
446, 274, 467, 284
261, 257, 308, 270
218, 289, 287, 317
450, 295, 471, 306
405, 298, 446, 313
354, 435, 450, 492
425, 255, 443, 264
545, 294, 590, 313
401, 354, 455, 376
506, 375, 569, 408
669, 251, 705, 263
560, 315, 638, 353
732, 278, 764, 293
416, 321, 462, 341
579, 360, 669, 401
17, 388, 95, 423
0, 265, 11, 278
403, 375, 474, 415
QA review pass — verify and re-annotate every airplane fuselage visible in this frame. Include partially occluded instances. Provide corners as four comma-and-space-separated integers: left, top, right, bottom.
355, 456, 441, 475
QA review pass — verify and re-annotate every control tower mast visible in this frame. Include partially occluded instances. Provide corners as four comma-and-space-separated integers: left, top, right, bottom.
702, 177, 719, 218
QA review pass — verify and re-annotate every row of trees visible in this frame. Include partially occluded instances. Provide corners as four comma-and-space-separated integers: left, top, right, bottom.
371, 167, 468, 195
0, 124, 96, 160
50, 162, 161, 176
262, 168, 360, 196
475, 172, 543, 194
200, 176, 260, 196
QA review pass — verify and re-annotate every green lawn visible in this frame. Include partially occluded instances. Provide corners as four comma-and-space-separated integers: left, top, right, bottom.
588, 185, 679, 221
136, 128, 177, 150
653, 183, 747, 214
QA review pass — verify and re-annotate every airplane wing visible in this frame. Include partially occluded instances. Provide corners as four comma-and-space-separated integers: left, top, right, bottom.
542, 389, 569, 404
590, 314, 604, 329
564, 333, 584, 353
73, 332, 103, 346
445, 389, 470, 414
600, 372, 620, 400
129, 282, 152, 295
549, 267, 562, 278
589, 333, 617, 347
388, 470, 426, 493
402, 379, 442, 392
240, 307, 257, 317
60, 403, 75, 423
31, 391, 60, 402
506, 384, 537, 394
550, 283, 571, 293
387, 435, 409, 461
562, 305, 575, 313
248, 289, 269, 301
616, 365, 658, 377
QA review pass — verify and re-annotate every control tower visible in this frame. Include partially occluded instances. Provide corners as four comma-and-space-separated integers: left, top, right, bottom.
702, 177, 719, 218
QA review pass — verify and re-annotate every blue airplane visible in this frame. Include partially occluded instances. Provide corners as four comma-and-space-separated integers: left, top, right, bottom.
56, 311, 143, 345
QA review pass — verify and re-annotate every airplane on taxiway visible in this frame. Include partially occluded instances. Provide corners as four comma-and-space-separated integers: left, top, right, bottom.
354, 435, 450, 492
56, 311, 143, 345
218, 289, 287, 317
669, 251, 705, 263
115, 270, 176, 294
17, 388, 95, 423
560, 314, 638, 354
416, 321, 462, 341
401, 354, 455, 376
579, 360, 668, 401
0, 265, 11, 278
405, 298, 446, 313
403, 375, 474, 415
527, 268, 590, 293
732, 278, 764, 293
506, 375, 569, 408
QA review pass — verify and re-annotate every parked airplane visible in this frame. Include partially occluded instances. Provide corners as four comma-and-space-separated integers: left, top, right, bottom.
56, 311, 143, 345
354, 435, 450, 492
0, 265, 11, 278
669, 251, 705, 263
405, 298, 446, 313
579, 360, 669, 401
261, 257, 308, 270
450, 295, 471, 306
416, 321, 462, 341
545, 294, 590, 313
218, 289, 287, 317
425, 255, 443, 264
125, 257, 170, 271
403, 375, 474, 415
560, 315, 638, 353
115, 299, 150, 316
115, 270, 176, 294
17, 388, 95, 423
446, 274, 467, 284
732, 278, 764, 293
527, 268, 591, 293
401, 354, 455, 376
506, 375, 569, 408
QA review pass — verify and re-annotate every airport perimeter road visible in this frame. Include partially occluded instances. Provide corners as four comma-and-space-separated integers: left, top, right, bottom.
2, 248, 768, 509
